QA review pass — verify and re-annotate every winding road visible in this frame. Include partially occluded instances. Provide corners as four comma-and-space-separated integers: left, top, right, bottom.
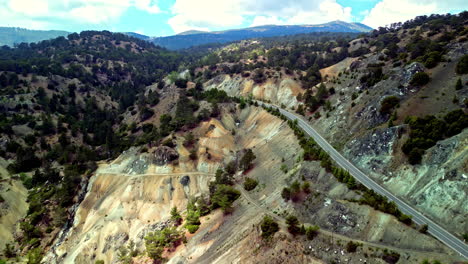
260, 102, 468, 259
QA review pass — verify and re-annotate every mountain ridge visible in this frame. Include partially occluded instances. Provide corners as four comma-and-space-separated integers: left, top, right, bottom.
148, 21, 372, 49
0, 27, 70, 47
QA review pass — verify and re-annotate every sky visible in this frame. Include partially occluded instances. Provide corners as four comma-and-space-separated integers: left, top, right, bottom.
0, 0, 465, 36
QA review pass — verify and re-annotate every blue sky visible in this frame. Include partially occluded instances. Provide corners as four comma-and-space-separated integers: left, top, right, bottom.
0, 0, 465, 36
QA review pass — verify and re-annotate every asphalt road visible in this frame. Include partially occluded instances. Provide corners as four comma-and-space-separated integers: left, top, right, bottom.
261, 102, 468, 259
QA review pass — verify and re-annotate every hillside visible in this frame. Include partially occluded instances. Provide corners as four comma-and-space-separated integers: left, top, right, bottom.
0, 12, 467, 264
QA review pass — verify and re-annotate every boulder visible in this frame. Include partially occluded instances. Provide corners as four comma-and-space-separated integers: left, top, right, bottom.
153, 146, 179, 166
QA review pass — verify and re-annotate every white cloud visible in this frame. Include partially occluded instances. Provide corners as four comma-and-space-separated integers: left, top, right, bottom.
168, 0, 244, 33
168, 0, 353, 33
250, 16, 284, 27
0, 0, 162, 29
362, 0, 466, 28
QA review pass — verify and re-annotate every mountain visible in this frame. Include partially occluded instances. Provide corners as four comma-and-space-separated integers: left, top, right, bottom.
0, 27, 70, 46
123, 31, 152, 41
176, 30, 208, 35
150, 20, 373, 49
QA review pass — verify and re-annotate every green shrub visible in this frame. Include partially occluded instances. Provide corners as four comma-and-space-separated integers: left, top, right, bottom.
285, 215, 300, 234
170, 206, 182, 226
186, 224, 199, 234
379, 96, 400, 115
145, 227, 183, 261
240, 149, 256, 171
402, 110, 467, 164
346, 241, 359, 252
419, 224, 428, 234
210, 184, 240, 213
280, 164, 288, 173
423, 51, 441, 68
410, 72, 430, 86
26, 248, 43, 264
408, 148, 423, 165
305, 225, 319, 240
301, 181, 310, 193
455, 78, 462, 90
456, 54, 468, 74
281, 187, 291, 200
243, 177, 258, 191
260, 215, 279, 239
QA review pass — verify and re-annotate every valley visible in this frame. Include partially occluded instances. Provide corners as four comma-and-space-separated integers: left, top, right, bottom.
0, 11, 467, 264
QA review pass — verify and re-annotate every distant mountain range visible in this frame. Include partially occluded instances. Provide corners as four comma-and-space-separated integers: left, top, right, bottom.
0, 21, 372, 49
146, 21, 373, 49
0, 27, 70, 47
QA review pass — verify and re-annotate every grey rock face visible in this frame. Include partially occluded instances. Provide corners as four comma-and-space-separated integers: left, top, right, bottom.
400, 62, 425, 88
153, 146, 179, 166
180, 175, 190, 186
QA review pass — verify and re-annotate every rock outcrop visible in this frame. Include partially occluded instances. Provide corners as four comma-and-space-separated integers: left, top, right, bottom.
153, 146, 179, 165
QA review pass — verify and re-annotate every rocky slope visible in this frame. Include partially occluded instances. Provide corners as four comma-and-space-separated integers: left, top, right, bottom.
205, 73, 305, 108
0, 158, 27, 250
44, 106, 462, 263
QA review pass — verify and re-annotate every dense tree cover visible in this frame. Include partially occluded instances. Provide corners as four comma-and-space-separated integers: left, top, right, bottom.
0, 31, 182, 109
189, 32, 360, 89
402, 109, 468, 164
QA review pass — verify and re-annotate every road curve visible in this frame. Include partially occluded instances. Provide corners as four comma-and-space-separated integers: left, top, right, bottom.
260, 102, 468, 259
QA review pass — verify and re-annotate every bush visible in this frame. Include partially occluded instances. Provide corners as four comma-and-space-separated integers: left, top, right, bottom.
305, 225, 319, 240
455, 78, 462, 90
210, 184, 240, 213
408, 148, 423, 165
139, 107, 154, 121
379, 96, 400, 115
410, 72, 430, 86
301, 181, 310, 193
252, 69, 267, 84
286, 215, 300, 234
281, 187, 291, 200
170, 206, 182, 226
145, 227, 184, 261
423, 51, 441, 69
260, 215, 279, 239
456, 54, 468, 74
382, 251, 400, 264
174, 78, 187, 88
419, 224, 428, 234
240, 149, 256, 171
346, 241, 359, 252
186, 224, 199, 234
243, 177, 258, 191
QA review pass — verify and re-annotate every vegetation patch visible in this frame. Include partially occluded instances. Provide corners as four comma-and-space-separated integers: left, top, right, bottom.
402, 109, 468, 164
